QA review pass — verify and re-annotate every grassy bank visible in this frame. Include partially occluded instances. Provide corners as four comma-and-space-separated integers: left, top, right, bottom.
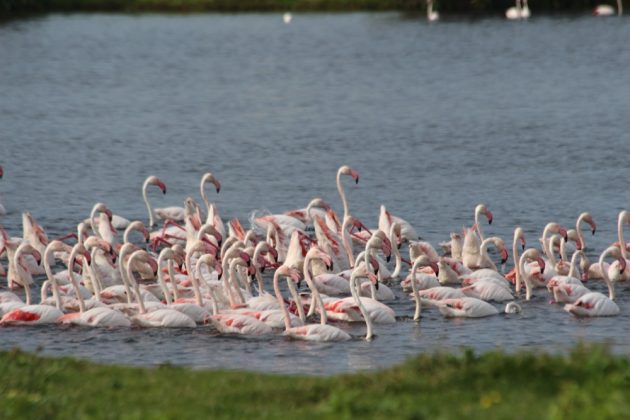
0, 0, 623, 16
1, 345, 629, 419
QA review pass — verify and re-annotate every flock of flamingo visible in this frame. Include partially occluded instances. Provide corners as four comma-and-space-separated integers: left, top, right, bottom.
0, 163, 628, 342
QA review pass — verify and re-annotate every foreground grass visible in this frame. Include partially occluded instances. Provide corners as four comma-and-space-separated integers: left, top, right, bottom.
1, 345, 629, 419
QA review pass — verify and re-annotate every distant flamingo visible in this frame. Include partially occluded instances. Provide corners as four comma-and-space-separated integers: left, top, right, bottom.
593, 0, 622, 15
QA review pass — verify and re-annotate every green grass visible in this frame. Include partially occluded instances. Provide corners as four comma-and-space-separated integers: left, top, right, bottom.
1, 344, 630, 419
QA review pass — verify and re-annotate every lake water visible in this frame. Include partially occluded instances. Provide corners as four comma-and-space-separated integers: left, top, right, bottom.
1, 13, 629, 375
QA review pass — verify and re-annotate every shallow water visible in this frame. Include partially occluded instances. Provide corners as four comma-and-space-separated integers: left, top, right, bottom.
0, 13, 630, 374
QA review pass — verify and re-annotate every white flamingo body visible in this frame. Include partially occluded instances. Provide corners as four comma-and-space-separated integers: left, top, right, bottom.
438, 297, 499, 318
461, 280, 513, 302
0, 305, 63, 325
563, 292, 619, 316
284, 324, 351, 342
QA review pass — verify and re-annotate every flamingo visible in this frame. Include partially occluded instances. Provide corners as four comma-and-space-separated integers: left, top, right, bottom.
506, 0, 530, 19
427, 0, 439, 21
462, 204, 493, 269
7, 242, 41, 305
408, 255, 440, 320
199, 172, 225, 239
437, 297, 500, 318
563, 246, 624, 317
589, 211, 630, 279
274, 264, 352, 342
516, 248, 547, 301
57, 244, 131, 327
594, 0, 622, 15
125, 250, 196, 328
378, 205, 418, 244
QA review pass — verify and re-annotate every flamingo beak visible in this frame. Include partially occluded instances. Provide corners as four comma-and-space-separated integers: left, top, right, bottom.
486, 210, 493, 225
430, 262, 439, 276
520, 237, 526, 251
500, 248, 509, 265
619, 257, 627, 274
214, 232, 223, 247
0, 166, 3, 178
214, 180, 221, 194
105, 208, 113, 222
559, 227, 568, 242
239, 252, 251, 266
537, 257, 546, 274
589, 221, 597, 235
158, 180, 167, 194
350, 169, 359, 184
369, 256, 380, 275
33, 250, 42, 266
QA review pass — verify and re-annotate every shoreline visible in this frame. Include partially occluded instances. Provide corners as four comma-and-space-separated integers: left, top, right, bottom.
1, 0, 624, 18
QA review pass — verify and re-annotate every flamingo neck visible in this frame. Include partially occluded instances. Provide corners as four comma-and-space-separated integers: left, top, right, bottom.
68, 251, 86, 313
272, 270, 293, 332
43, 247, 63, 310
618, 213, 628, 260
341, 216, 355, 267
599, 249, 616, 300
142, 180, 156, 227
390, 227, 401, 279
559, 236, 568, 262
513, 232, 522, 297
567, 251, 580, 279
157, 255, 172, 306
89, 248, 103, 299
89, 206, 100, 238
126, 257, 147, 314
303, 254, 328, 325
350, 270, 374, 340
14, 246, 32, 305
286, 278, 306, 322
186, 252, 204, 307
411, 261, 422, 321
228, 260, 246, 305
519, 251, 533, 301
221, 259, 238, 307
118, 248, 135, 305
479, 238, 497, 271
336, 171, 350, 220
474, 208, 485, 242
576, 214, 587, 251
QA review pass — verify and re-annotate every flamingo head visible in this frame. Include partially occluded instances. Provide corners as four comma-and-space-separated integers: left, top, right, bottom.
276, 265, 302, 283
311, 247, 334, 271
203, 172, 221, 194
618, 257, 627, 275
514, 227, 526, 251
147, 176, 167, 194
338, 165, 359, 184
582, 213, 596, 235
500, 247, 509, 265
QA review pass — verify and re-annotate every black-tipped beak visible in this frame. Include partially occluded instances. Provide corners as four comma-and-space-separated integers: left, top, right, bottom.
327, 262, 334, 271
218, 272, 223, 280
386, 255, 391, 263
297, 279, 302, 289
592, 229, 596, 235
355, 177, 359, 184
501, 257, 508, 265
375, 280, 379, 290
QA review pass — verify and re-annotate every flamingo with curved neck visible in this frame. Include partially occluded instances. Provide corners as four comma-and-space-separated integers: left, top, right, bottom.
336, 165, 359, 221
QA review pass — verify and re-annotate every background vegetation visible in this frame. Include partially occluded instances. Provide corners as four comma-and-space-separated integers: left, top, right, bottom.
0, 0, 623, 17
1, 345, 629, 419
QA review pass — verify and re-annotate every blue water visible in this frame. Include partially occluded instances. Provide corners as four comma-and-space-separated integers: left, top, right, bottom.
0, 13, 629, 374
